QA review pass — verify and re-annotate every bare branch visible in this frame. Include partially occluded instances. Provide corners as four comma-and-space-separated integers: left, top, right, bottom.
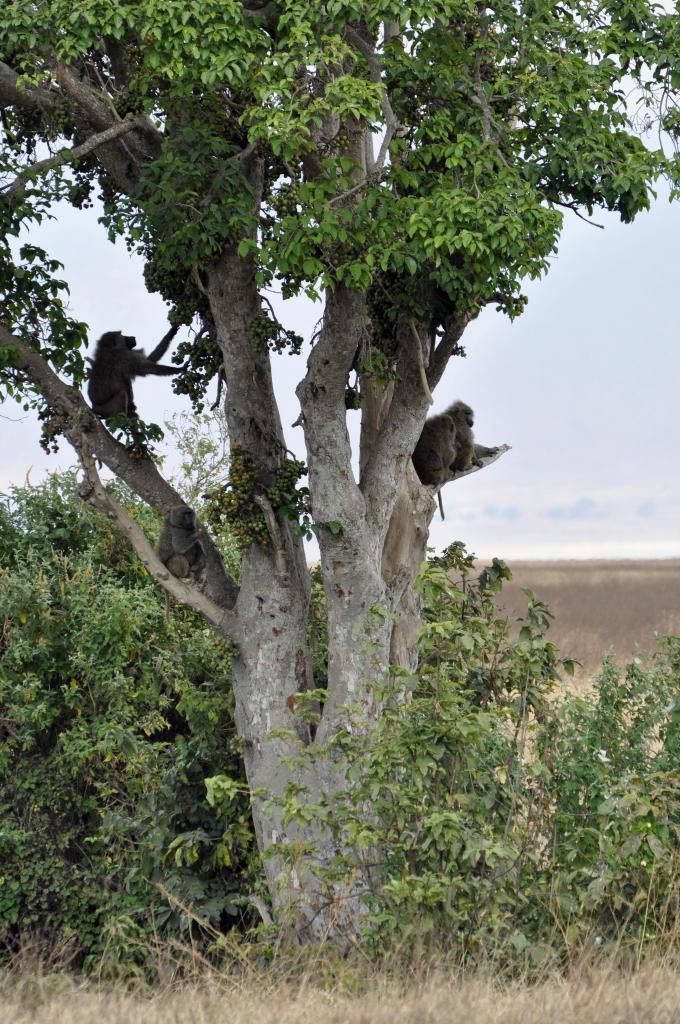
79, 451, 241, 641
3, 115, 140, 198
0, 325, 239, 609
254, 493, 287, 578
55, 64, 162, 148
551, 199, 605, 229
429, 444, 511, 520
329, 167, 387, 207
430, 313, 473, 389
78, 450, 241, 634
50, 64, 162, 193
451, 443, 511, 482
344, 25, 401, 172
409, 319, 433, 405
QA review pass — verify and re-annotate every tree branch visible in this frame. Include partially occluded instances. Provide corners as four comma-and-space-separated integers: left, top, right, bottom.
0, 61, 57, 112
2, 115, 141, 198
452, 442, 511, 481
428, 444, 511, 518
254, 493, 287, 578
344, 25, 401, 172
361, 304, 481, 538
54, 64, 162, 149
1, 59, 162, 196
0, 325, 239, 610
50, 64, 162, 192
409, 319, 433, 405
296, 287, 367, 530
360, 315, 432, 537
551, 199, 605, 229
78, 451, 241, 642
429, 312, 474, 389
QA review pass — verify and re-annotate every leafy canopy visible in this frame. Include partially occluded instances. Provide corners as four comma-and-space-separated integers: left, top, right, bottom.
1, 0, 679, 406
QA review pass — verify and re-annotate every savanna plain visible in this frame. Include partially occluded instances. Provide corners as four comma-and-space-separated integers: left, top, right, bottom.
6, 559, 680, 1023
499, 559, 680, 685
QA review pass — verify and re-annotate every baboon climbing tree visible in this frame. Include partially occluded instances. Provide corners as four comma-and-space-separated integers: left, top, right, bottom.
1, 0, 678, 942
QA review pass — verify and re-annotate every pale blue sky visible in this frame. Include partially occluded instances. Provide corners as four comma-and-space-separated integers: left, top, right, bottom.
1, 188, 679, 559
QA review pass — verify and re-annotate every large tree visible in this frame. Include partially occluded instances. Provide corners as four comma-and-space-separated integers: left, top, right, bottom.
1, 0, 678, 941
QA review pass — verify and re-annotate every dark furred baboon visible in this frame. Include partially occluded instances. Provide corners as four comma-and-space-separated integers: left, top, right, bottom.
448, 400, 482, 474
157, 505, 206, 578
412, 408, 458, 487
413, 400, 483, 519
87, 325, 180, 417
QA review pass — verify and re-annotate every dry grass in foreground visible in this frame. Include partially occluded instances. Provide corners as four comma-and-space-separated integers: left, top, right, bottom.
4, 969, 680, 1024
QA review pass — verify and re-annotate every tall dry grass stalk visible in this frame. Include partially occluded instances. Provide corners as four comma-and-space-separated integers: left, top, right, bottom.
3, 967, 680, 1024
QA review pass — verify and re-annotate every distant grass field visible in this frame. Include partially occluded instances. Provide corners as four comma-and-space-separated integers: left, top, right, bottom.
496, 559, 680, 684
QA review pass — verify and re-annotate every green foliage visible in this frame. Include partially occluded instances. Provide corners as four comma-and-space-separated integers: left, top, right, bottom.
538, 643, 680, 950
205, 445, 314, 548
0, 473, 257, 975
3, 470, 680, 975
2, 0, 679, 397
279, 544, 680, 969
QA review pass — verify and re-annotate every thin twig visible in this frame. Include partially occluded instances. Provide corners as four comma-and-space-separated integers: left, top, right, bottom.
409, 319, 433, 405
552, 199, 605, 229
3, 114, 140, 197
344, 24, 401, 171
329, 168, 385, 206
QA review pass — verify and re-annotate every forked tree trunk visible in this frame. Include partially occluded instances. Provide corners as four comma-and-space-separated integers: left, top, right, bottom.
203, 268, 448, 939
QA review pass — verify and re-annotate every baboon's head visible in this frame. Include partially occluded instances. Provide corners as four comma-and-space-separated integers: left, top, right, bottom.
98, 331, 137, 351
169, 505, 196, 530
453, 401, 474, 429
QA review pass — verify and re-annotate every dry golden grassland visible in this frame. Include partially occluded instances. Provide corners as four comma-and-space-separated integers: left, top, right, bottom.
4, 969, 680, 1024
496, 559, 680, 685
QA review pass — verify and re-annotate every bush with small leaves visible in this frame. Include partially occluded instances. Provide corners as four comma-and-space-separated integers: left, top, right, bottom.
0, 473, 258, 976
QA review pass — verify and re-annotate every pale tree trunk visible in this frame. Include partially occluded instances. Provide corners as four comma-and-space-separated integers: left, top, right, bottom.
200, 258, 506, 939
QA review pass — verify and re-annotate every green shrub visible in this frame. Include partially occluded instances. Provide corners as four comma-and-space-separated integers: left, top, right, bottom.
279, 544, 680, 969
0, 473, 257, 976
4, 474, 680, 976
